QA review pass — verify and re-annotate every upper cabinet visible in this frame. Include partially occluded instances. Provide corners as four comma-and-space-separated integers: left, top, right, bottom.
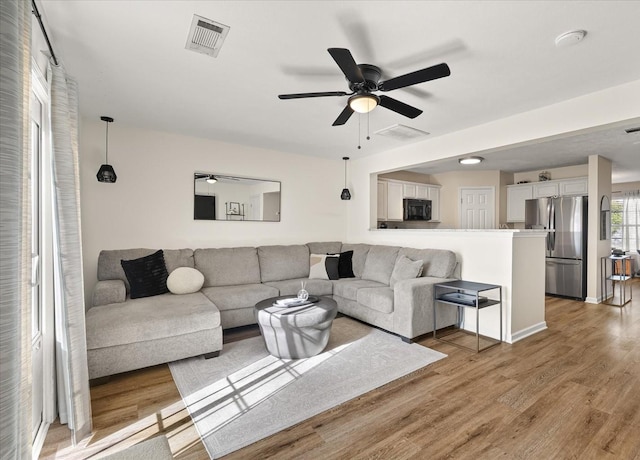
387, 182, 404, 221
507, 177, 588, 222
533, 182, 559, 198
507, 185, 533, 222
378, 179, 441, 222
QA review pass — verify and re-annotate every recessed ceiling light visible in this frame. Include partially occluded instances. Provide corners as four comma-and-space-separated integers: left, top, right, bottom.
458, 156, 484, 165
555, 30, 586, 48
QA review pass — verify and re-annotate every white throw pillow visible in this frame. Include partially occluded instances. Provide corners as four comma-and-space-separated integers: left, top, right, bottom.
167, 267, 205, 295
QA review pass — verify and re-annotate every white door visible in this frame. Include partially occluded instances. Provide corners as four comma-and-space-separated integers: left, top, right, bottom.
30, 89, 44, 445
459, 187, 495, 229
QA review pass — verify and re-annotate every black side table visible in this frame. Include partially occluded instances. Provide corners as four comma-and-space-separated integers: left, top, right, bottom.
433, 280, 502, 352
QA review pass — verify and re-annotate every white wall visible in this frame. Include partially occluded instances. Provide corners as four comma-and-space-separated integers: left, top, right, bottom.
80, 118, 346, 301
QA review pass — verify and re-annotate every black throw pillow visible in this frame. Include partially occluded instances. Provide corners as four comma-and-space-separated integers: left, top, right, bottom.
329, 250, 355, 278
121, 250, 170, 299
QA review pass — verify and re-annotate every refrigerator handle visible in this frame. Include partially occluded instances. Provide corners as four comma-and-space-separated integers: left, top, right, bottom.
546, 200, 552, 251
549, 200, 556, 251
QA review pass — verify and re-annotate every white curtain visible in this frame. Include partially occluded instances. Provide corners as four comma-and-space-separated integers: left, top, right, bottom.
0, 1, 32, 459
621, 190, 639, 253
50, 63, 92, 444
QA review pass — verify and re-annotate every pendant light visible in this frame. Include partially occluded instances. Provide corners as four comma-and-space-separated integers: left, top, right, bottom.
96, 116, 117, 183
341, 156, 351, 200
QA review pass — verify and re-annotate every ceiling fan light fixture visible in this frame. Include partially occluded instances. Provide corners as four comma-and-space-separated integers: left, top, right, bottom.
458, 156, 484, 165
348, 94, 379, 114
206, 175, 217, 184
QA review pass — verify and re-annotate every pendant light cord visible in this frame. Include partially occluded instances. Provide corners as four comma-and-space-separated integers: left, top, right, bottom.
344, 159, 347, 188
105, 121, 109, 164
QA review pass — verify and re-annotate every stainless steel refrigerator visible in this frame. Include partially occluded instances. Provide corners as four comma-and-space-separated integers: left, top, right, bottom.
524, 196, 588, 300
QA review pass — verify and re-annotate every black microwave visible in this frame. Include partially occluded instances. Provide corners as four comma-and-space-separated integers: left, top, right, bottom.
403, 199, 432, 221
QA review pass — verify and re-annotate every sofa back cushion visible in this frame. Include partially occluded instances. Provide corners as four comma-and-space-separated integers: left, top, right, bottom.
97, 248, 194, 292
195, 247, 261, 287
306, 241, 342, 255
258, 244, 310, 282
361, 245, 401, 285
340, 243, 371, 278
398, 248, 457, 278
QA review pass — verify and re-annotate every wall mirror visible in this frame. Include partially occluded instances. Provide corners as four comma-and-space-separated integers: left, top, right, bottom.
600, 195, 610, 241
194, 172, 281, 221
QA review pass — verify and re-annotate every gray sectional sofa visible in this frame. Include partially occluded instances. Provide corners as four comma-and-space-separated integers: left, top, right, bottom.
86, 242, 459, 379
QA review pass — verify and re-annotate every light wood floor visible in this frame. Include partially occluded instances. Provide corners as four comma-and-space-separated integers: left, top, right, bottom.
41, 280, 640, 459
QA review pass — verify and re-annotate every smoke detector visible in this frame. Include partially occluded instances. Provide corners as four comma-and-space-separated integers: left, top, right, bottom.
374, 124, 430, 141
555, 30, 586, 48
185, 14, 230, 58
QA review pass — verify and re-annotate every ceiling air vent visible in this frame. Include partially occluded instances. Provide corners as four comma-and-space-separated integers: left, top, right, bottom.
375, 124, 430, 141
185, 14, 230, 58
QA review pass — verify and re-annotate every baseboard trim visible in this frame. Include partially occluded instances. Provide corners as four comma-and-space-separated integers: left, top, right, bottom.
585, 296, 600, 304
510, 321, 547, 343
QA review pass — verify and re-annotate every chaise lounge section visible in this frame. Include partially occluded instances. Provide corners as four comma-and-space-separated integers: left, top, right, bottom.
86, 242, 459, 379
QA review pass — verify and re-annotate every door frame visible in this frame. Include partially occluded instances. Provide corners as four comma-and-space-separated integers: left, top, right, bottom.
31, 60, 56, 459
458, 186, 496, 229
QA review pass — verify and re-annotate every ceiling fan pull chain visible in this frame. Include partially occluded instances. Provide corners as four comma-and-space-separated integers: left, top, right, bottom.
357, 113, 361, 149
367, 110, 371, 141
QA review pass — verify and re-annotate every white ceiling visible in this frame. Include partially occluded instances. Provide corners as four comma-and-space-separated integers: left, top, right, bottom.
39, 1, 640, 181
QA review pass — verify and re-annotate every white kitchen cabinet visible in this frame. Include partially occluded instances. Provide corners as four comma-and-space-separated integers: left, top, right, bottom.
507, 177, 588, 222
427, 186, 441, 221
402, 183, 417, 198
560, 177, 588, 196
377, 181, 388, 221
506, 184, 533, 222
416, 185, 429, 200
533, 182, 559, 198
387, 182, 404, 221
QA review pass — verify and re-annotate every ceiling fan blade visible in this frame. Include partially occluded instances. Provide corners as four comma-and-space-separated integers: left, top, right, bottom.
328, 48, 365, 83
278, 91, 347, 100
379, 63, 450, 92
378, 95, 423, 119
332, 105, 354, 126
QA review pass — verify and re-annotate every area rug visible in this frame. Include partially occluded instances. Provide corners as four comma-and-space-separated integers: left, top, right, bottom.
168, 317, 446, 458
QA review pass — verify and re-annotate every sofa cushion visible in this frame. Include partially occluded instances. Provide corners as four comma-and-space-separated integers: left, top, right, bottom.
340, 243, 371, 278
398, 248, 457, 278
121, 250, 170, 299
309, 254, 340, 280
201, 284, 279, 311
167, 267, 204, 295
332, 279, 387, 301
195, 247, 261, 287
86, 292, 219, 349
306, 241, 342, 255
356, 287, 394, 314
390, 255, 424, 288
263, 278, 333, 296
97, 248, 194, 291
361, 245, 401, 284
258, 244, 309, 282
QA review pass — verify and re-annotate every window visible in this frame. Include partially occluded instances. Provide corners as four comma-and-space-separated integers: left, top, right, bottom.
611, 194, 640, 252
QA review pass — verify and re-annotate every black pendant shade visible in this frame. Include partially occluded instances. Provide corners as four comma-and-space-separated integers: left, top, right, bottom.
97, 116, 117, 183
97, 164, 117, 183
341, 156, 351, 200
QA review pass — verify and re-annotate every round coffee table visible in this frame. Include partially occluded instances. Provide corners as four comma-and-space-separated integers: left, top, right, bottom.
254, 295, 338, 359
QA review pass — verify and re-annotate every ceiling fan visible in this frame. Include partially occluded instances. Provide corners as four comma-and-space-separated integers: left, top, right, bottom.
278, 48, 450, 126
